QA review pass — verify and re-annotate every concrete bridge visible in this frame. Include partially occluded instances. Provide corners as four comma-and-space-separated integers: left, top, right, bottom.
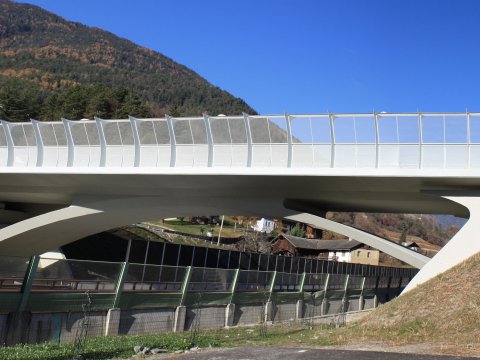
1, 112, 479, 291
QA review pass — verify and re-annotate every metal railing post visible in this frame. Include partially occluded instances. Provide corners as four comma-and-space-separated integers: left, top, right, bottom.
285, 113, 293, 168
1, 120, 14, 166
179, 266, 193, 306
328, 113, 335, 168
418, 112, 423, 169
129, 116, 141, 167
467, 112, 471, 169
203, 114, 214, 167
374, 112, 379, 168
31, 120, 44, 167
62, 118, 75, 166
113, 261, 129, 308
95, 117, 107, 167
165, 115, 176, 167
18, 255, 40, 312
243, 113, 253, 167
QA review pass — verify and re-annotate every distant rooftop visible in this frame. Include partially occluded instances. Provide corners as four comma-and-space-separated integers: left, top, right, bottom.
276, 234, 363, 251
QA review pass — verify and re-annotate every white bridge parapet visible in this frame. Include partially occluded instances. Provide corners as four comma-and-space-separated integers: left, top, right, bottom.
0, 112, 479, 170
0, 112, 480, 293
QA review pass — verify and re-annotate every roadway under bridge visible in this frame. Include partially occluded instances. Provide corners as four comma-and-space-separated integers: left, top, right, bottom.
0, 112, 479, 292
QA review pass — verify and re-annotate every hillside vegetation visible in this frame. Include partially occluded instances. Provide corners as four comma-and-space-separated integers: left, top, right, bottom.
333, 252, 480, 356
0, 0, 255, 121
326, 212, 458, 249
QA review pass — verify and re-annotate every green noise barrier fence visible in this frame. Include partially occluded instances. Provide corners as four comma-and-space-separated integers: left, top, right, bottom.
0, 255, 409, 313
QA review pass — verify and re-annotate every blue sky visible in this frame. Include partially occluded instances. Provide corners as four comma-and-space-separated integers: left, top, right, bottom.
18, 0, 480, 114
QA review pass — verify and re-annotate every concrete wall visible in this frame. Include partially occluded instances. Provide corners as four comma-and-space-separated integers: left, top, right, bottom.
1, 293, 382, 346
272, 302, 297, 322
233, 304, 263, 326
185, 306, 225, 331
119, 309, 175, 335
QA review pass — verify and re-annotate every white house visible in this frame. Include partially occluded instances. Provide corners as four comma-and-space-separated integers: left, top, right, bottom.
252, 218, 275, 233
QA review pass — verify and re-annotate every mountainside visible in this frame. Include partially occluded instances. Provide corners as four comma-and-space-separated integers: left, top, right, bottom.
0, 0, 255, 120
325, 212, 459, 249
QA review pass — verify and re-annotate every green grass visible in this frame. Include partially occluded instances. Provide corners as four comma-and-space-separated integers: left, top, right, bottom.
0, 323, 336, 360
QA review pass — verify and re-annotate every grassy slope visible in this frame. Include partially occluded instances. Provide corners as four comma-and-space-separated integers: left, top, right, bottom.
333, 252, 480, 356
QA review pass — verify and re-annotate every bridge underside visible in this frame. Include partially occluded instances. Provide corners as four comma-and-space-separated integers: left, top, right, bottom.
0, 169, 478, 291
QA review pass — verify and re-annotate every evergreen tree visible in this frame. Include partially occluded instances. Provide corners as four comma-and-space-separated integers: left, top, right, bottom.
290, 223, 306, 238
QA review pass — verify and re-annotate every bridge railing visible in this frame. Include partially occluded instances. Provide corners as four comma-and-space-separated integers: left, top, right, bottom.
2, 112, 479, 169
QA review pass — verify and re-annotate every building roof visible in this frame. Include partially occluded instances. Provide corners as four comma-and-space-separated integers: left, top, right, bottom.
275, 234, 363, 251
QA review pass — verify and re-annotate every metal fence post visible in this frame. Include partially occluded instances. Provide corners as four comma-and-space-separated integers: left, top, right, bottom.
268, 271, 277, 296
18, 256, 40, 312
180, 266, 193, 306
298, 272, 306, 296
112, 262, 129, 308
229, 268, 240, 303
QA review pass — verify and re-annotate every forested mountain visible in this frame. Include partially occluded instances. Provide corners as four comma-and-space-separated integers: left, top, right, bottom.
0, 0, 255, 121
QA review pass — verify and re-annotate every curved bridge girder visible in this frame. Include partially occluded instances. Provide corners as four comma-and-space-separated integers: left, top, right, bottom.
285, 213, 430, 269
404, 196, 479, 292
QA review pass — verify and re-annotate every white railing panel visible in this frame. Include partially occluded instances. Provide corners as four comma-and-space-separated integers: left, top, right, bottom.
231, 144, 248, 166
138, 146, 157, 166
270, 144, 288, 167
334, 145, 357, 167
251, 145, 271, 167
193, 145, 208, 166
398, 145, 420, 168
470, 145, 480, 168
105, 147, 123, 167
0, 147, 7, 166
73, 146, 101, 167
212, 144, 233, 166
176, 145, 195, 166
356, 144, 376, 167
312, 144, 331, 167
422, 145, 444, 168
13, 147, 37, 167
292, 144, 314, 167
40, 144, 68, 167
445, 145, 468, 168
378, 144, 400, 168
72, 147, 90, 167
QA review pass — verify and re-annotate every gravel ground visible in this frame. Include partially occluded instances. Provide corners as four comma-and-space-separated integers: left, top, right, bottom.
131, 346, 479, 360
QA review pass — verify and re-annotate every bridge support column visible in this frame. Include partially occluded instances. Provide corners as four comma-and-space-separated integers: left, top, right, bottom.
404, 196, 480, 292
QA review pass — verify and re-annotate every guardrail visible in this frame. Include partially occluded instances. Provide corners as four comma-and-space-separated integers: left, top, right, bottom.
1, 112, 479, 169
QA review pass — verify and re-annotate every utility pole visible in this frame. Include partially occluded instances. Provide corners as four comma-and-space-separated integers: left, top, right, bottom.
217, 215, 225, 245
